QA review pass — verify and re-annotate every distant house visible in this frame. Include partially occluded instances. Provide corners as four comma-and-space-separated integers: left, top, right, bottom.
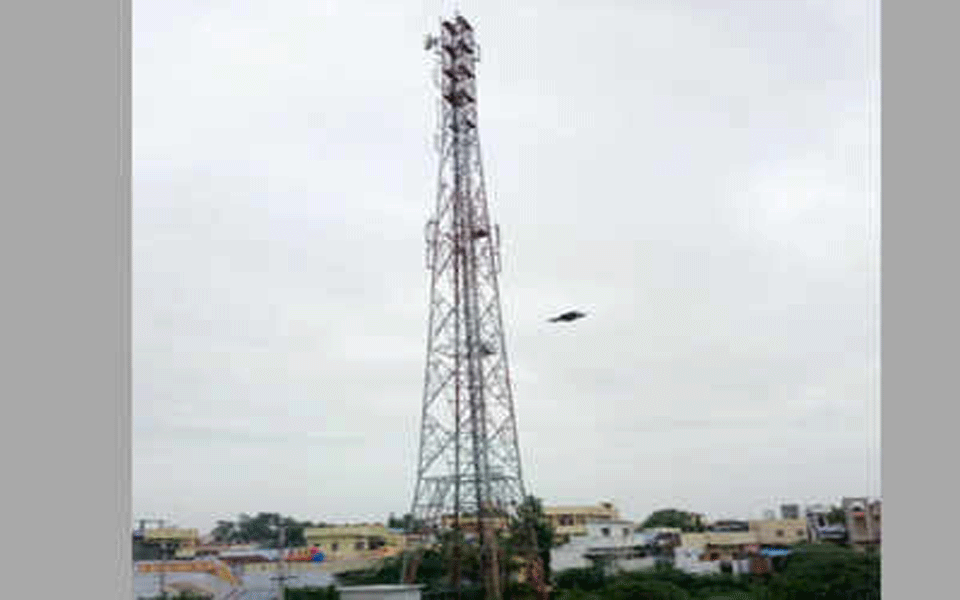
544, 502, 620, 545
677, 531, 758, 564
706, 520, 750, 533
303, 523, 406, 562
843, 497, 881, 553
133, 526, 200, 561
780, 504, 801, 520
673, 530, 797, 576
551, 521, 655, 574
805, 505, 848, 545
748, 518, 809, 547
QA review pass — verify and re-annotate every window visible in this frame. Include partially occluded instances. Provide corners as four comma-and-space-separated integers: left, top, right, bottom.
776, 530, 784, 537
623, 528, 630, 537
355, 541, 365, 550
332, 543, 339, 551
601, 528, 610, 537
796, 530, 804, 537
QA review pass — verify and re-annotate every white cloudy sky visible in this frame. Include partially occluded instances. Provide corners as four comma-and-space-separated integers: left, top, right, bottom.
133, 0, 880, 533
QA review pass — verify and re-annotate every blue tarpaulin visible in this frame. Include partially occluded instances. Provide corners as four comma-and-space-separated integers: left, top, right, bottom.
759, 548, 791, 557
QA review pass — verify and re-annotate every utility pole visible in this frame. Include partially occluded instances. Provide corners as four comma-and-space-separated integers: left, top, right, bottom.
158, 541, 169, 600
139, 518, 168, 600
271, 520, 297, 600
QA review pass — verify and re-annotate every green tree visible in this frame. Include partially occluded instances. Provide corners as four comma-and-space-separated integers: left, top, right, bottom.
606, 578, 691, 600
825, 507, 846, 526
507, 496, 555, 584
210, 512, 314, 547
553, 566, 607, 592
640, 509, 704, 532
766, 543, 880, 600
553, 564, 760, 600
337, 548, 454, 590
555, 589, 605, 600
388, 513, 427, 533
211, 520, 238, 543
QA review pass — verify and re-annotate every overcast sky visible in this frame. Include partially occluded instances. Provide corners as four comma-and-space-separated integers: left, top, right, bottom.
133, 0, 880, 533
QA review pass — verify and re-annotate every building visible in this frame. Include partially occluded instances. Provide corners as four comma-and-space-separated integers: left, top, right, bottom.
142, 527, 200, 544
134, 560, 336, 600
780, 504, 800, 520
673, 531, 769, 576
748, 519, 809, 547
804, 505, 847, 545
303, 524, 406, 561
544, 502, 620, 544
706, 520, 750, 533
677, 531, 759, 563
843, 497, 881, 552
674, 546, 725, 576
805, 504, 830, 529
439, 513, 511, 536
551, 520, 654, 574
133, 526, 201, 560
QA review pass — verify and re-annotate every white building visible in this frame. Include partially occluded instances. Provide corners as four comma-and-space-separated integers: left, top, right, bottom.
338, 585, 425, 600
133, 559, 336, 600
672, 546, 755, 576
551, 521, 656, 574
673, 546, 721, 575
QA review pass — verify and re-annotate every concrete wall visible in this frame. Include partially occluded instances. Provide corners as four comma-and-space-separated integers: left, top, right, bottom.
551, 522, 652, 574
843, 497, 881, 549
545, 503, 620, 540
304, 524, 406, 562
338, 584, 424, 600
613, 557, 656, 573
672, 555, 750, 576
143, 528, 200, 543
679, 531, 758, 550
748, 519, 808, 545
134, 562, 337, 600
551, 547, 591, 572
673, 555, 721, 576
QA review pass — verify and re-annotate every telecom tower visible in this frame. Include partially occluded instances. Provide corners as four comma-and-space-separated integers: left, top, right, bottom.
405, 14, 530, 600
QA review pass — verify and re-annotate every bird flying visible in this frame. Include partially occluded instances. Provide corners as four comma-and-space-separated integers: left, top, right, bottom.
548, 310, 587, 323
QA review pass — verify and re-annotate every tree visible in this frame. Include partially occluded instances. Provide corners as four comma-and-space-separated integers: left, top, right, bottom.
211, 520, 238, 544
606, 578, 691, 600
640, 509, 704, 532
553, 566, 607, 592
766, 543, 880, 600
338, 548, 454, 591
825, 506, 846, 526
209, 513, 313, 547
507, 496, 555, 584
387, 513, 426, 533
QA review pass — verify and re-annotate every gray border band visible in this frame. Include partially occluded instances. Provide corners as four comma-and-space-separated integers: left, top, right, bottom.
1, 1, 131, 597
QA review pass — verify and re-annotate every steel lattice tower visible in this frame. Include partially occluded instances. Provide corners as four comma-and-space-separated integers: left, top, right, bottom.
405, 14, 526, 600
